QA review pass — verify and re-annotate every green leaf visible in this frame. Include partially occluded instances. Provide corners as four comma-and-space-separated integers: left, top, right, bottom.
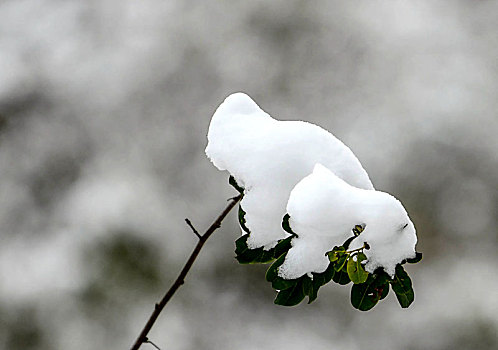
371, 271, 390, 301
238, 206, 250, 234
281, 214, 299, 237
328, 254, 338, 263
235, 234, 275, 264
282, 214, 291, 234
406, 252, 423, 264
347, 253, 369, 284
274, 236, 293, 259
307, 264, 336, 303
235, 234, 249, 256
351, 278, 376, 311
265, 254, 295, 290
313, 263, 336, 287
264, 236, 299, 292
268, 257, 358, 306
272, 276, 296, 291
389, 265, 414, 308
332, 268, 351, 285
350, 274, 389, 311
334, 254, 348, 272
274, 278, 306, 306
229, 175, 244, 194
380, 282, 390, 300
327, 246, 346, 263
267, 258, 338, 305
307, 282, 318, 303
265, 253, 285, 282
302, 275, 313, 303
352, 224, 364, 236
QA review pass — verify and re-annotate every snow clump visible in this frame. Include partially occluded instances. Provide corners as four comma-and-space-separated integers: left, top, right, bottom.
281, 164, 417, 279
206, 92, 374, 249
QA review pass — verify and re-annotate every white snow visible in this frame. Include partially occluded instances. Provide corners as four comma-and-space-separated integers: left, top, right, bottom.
206, 92, 374, 249
280, 164, 417, 279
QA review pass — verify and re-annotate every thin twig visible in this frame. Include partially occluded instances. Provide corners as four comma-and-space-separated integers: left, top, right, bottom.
184, 218, 201, 239
347, 242, 370, 255
144, 338, 161, 350
130, 194, 243, 350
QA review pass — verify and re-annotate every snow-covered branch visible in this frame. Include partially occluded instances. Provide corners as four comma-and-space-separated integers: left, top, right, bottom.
206, 92, 421, 310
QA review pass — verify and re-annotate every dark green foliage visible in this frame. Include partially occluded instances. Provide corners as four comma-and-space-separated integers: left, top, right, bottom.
266, 254, 295, 290
274, 235, 293, 257
351, 273, 390, 311
389, 265, 415, 308
238, 206, 250, 233
230, 180, 420, 310
267, 255, 340, 306
307, 264, 336, 303
311, 263, 336, 289
274, 277, 308, 306
406, 252, 423, 264
229, 175, 244, 194
235, 204, 295, 264
237, 214, 420, 309
231, 176, 249, 236
235, 234, 275, 264
332, 267, 351, 285
282, 214, 297, 235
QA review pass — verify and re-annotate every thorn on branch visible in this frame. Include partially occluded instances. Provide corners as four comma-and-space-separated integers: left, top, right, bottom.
185, 218, 201, 239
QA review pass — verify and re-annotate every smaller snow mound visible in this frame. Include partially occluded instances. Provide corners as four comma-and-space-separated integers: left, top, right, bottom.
279, 164, 417, 279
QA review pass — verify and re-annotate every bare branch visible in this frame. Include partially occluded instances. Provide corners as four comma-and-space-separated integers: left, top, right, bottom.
185, 218, 201, 239
130, 194, 243, 350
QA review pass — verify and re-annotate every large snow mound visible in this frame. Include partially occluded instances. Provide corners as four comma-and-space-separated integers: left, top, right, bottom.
206, 92, 374, 249
280, 164, 417, 279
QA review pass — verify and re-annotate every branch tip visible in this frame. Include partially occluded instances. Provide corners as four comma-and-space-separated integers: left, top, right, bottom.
185, 218, 201, 239
145, 338, 161, 350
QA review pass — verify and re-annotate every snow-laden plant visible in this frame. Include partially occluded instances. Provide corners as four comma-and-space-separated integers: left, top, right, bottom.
206, 93, 421, 310
130, 93, 421, 350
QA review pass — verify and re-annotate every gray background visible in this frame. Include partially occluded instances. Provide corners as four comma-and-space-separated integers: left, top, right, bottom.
0, 0, 497, 349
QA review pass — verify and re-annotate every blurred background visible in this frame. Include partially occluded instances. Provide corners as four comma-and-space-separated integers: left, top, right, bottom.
1, 0, 497, 349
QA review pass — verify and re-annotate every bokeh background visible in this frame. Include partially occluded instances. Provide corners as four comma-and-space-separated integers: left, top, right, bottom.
1, 0, 497, 349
